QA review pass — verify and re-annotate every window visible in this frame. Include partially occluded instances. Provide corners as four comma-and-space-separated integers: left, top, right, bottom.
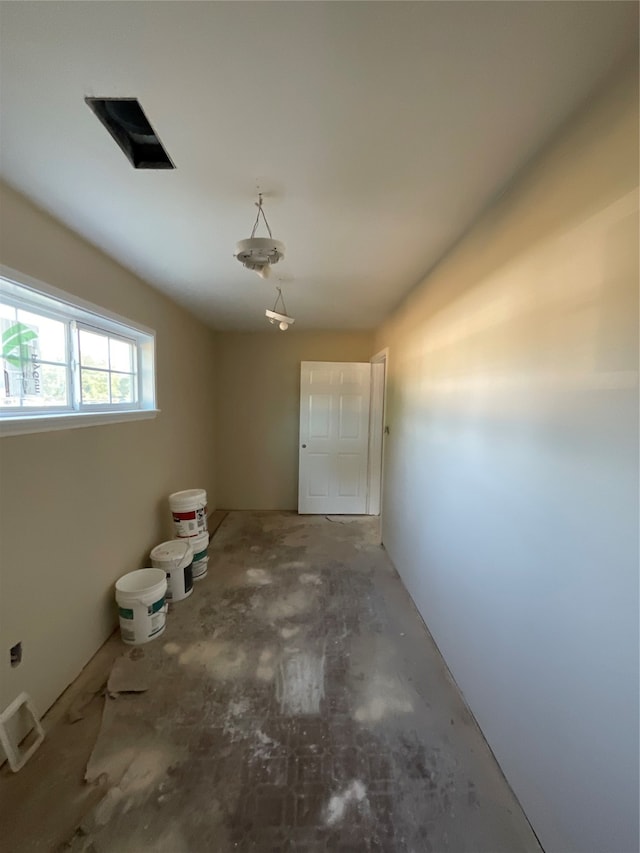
78, 327, 137, 408
1, 267, 157, 436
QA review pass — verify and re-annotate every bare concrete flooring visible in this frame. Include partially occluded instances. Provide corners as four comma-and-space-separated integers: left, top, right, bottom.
1, 512, 542, 853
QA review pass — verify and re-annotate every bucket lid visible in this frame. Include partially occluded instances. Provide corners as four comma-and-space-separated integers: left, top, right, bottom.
150, 540, 193, 564
116, 568, 167, 594
169, 489, 207, 505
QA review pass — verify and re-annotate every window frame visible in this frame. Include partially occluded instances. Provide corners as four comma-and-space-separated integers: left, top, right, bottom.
0, 265, 158, 437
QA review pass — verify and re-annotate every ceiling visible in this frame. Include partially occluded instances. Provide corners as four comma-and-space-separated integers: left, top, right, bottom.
0, 2, 637, 331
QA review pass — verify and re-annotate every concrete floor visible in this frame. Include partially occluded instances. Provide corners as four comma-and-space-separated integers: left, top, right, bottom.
0, 512, 542, 852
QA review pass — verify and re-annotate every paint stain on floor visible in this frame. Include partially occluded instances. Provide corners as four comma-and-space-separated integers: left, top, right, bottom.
8, 512, 541, 853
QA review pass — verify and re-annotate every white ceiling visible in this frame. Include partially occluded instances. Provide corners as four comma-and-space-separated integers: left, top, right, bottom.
0, 2, 637, 331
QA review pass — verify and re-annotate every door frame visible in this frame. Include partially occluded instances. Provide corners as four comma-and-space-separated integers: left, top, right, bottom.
367, 348, 389, 520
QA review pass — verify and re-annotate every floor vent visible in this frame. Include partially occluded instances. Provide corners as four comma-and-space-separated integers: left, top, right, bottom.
85, 97, 174, 169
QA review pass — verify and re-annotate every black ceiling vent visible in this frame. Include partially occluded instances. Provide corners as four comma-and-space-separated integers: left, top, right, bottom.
85, 97, 175, 169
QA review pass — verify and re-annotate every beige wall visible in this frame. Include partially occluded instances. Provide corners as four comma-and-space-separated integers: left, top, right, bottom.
375, 63, 638, 853
0, 183, 217, 725
216, 331, 374, 509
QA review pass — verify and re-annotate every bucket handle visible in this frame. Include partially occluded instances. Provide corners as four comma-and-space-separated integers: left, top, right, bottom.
129, 597, 168, 616
172, 542, 192, 572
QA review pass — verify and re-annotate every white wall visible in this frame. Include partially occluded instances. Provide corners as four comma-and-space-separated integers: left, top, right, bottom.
375, 63, 638, 853
216, 331, 374, 510
0, 183, 218, 728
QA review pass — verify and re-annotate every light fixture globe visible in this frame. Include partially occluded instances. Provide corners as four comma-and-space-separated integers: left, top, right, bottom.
265, 308, 294, 329
234, 193, 285, 278
235, 237, 285, 279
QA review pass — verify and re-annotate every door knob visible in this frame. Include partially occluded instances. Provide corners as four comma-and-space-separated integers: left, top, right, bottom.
302, 444, 307, 448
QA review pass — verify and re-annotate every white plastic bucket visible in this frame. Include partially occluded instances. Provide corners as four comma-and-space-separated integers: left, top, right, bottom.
169, 489, 208, 538
115, 568, 167, 645
185, 531, 209, 580
150, 540, 193, 602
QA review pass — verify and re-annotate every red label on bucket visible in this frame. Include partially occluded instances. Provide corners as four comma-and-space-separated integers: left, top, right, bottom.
172, 504, 207, 538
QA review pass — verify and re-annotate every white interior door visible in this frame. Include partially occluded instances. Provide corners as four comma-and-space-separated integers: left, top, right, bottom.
298, 361, 371, 514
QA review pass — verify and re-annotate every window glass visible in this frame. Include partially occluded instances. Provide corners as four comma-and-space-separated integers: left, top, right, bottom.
18, 309, 67, 364
79, 329, 109, 369
39, 364, 68, 405
111, 373, 134, 404
109, 337, 133, 373
2, 305, 69, 409
81, 369, 110, 404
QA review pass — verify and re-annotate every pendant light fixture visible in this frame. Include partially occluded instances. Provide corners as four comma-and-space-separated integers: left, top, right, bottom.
265, 286, 295, 330
234, 193, 285, 279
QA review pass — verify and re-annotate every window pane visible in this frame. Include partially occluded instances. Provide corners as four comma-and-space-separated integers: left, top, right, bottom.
110, 338, 134, 373
2, 309, 43, 404
111, 373, 134, 404
81, 369, 110, 404
36, 364, 68, 406
1, 305, 20, 406
79, 329, 108, 368
2, 361, 23, 403
17, 310, 67, 363
0, 302, 17, 325
2, 313, 38, 373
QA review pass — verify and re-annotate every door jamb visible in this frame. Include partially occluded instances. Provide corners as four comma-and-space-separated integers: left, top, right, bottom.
367, 348, 389, 528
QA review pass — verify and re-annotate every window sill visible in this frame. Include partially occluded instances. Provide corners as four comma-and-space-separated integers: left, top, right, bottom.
0, 409, 160, 437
